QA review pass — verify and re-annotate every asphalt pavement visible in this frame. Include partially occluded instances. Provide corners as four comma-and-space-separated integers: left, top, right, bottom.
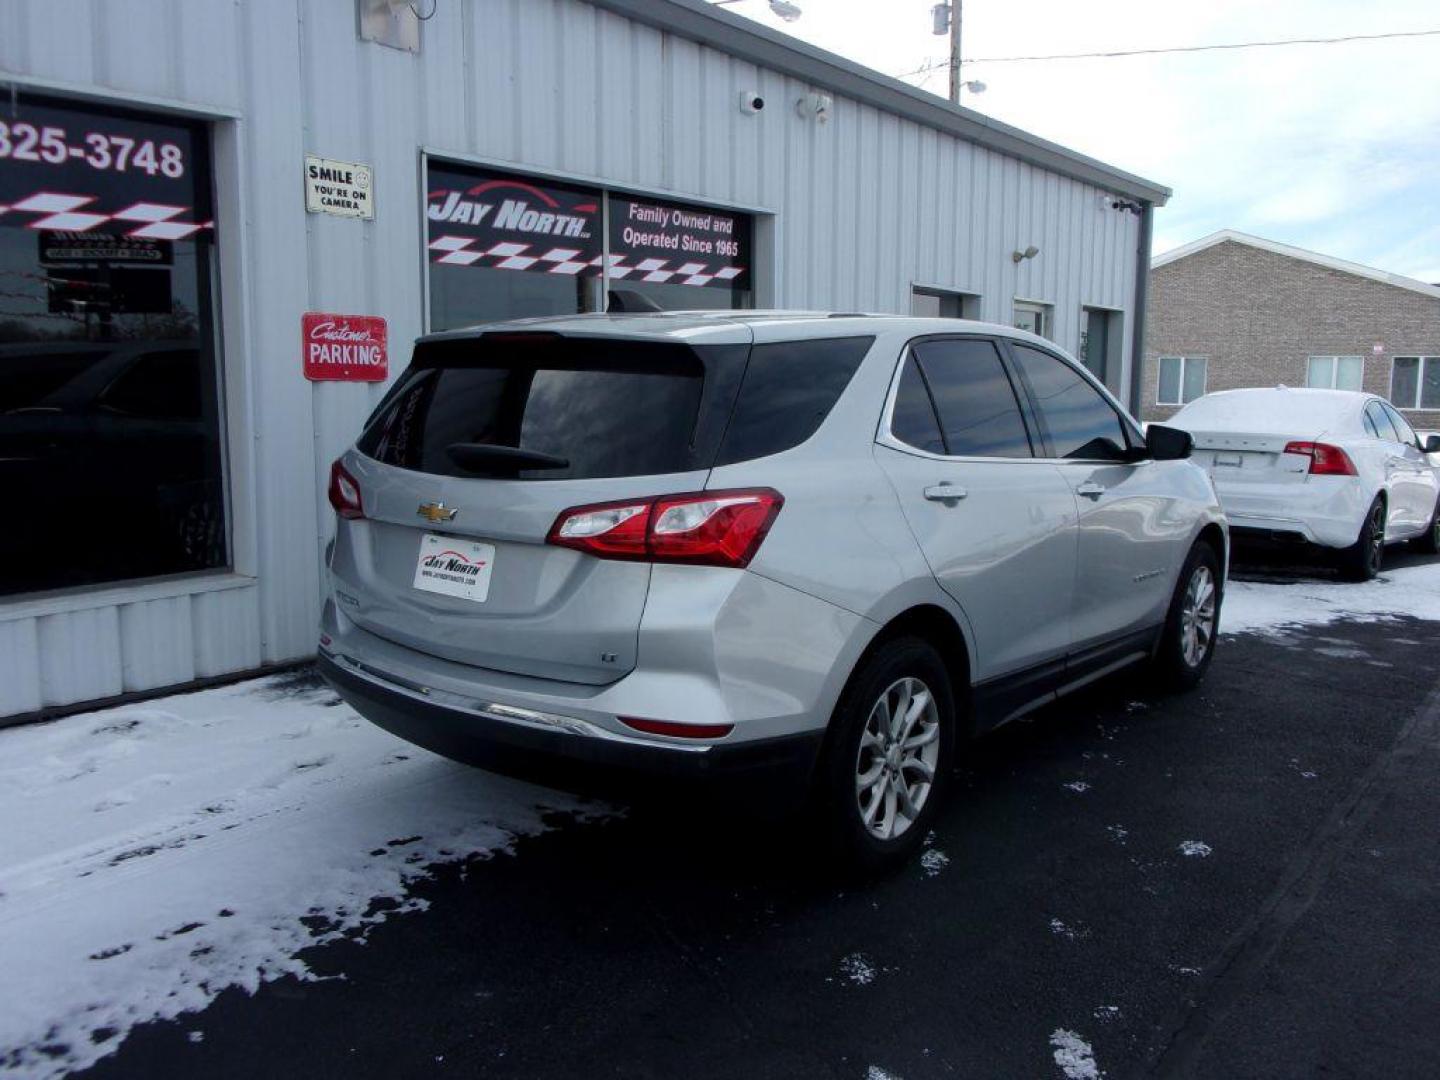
78, 554, 1440, 1080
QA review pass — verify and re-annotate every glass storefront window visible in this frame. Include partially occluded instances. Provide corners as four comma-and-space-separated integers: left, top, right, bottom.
606, 194, 752, 311
426, 165, 603, 331
0, 94, 224, 597
425, 162, 754, 330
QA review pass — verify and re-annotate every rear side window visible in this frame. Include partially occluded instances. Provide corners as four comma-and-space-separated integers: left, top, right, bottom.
358, 336, 745, 480
1009, 343, 1129, 461
911, 339, 1032, 458
1362, 407, 1380, 438
713, 337, 873, 465
1381, 401, 1417, 446
1365, 401, 1397, 442
889, 355, 946, 454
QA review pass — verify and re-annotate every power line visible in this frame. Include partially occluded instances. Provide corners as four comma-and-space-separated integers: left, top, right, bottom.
896, 26, 1440, 77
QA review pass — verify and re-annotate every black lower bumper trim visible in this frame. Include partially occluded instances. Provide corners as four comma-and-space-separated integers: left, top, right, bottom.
318, 653, 823, 802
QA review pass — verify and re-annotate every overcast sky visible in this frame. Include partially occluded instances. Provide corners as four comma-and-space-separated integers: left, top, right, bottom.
712, 0, 1440, 282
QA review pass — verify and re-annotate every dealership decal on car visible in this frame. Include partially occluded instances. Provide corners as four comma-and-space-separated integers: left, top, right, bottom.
412, 534, 494, 603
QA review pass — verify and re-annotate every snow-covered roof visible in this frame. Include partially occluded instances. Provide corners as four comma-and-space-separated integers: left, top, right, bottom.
1151, 230, 1440, 301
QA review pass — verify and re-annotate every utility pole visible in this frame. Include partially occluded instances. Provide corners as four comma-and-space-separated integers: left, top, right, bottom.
947, 0, 962, 104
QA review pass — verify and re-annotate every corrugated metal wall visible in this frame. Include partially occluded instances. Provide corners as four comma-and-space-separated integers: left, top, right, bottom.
0, 0, 1141, 718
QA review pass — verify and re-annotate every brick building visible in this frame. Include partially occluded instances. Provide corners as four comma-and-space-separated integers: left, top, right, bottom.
1142, 231, 1440, 428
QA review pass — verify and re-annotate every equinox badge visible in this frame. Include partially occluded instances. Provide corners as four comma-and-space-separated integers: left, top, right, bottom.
417, 502, 459, 524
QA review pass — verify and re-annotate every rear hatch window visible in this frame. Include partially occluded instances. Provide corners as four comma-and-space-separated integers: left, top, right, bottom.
358, 331, 875, 478
358, 334, 748, 480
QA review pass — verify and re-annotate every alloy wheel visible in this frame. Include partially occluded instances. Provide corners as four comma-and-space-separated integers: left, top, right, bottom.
854, 676, 941, 841
1179, 564, 1217, 668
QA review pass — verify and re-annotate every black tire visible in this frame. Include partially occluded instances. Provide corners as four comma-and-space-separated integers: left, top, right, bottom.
814, 636, 957, 875
1151, 541, 1222, 691
1413, 496, 1440, 556
1339, 496, 1386, 581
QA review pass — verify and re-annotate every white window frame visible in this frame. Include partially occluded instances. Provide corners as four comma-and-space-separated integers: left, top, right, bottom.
1157, 356, 1207, 406
1390, 356, 1440, 411
1012, 299, 1052, 341
1306, 355, 1364, 391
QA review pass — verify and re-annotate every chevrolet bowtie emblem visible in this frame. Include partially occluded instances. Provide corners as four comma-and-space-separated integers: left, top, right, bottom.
417, 502, 459, 523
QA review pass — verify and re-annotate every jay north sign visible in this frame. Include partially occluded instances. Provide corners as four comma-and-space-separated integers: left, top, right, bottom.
425, 163, 750, 289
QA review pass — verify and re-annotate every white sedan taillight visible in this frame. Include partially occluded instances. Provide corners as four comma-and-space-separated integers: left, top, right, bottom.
1284, 441, 1357, 476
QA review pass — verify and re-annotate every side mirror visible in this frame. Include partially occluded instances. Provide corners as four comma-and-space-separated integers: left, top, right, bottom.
1423, 434, 1440, 454
1146, 423, 1193, 461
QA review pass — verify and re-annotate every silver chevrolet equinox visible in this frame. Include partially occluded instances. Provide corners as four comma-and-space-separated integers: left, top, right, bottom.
319, 313, 1227, 869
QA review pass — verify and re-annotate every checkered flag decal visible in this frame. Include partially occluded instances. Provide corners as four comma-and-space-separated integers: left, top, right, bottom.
429, 235, 744, 287
0, 192, 212, 239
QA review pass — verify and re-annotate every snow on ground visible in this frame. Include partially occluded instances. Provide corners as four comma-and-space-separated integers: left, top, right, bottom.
1221, 561, 1440, 636
838, 952, 878, 986
1050, 1029, 1101, 1079
0, 672, 598, 1078
919, 848, 950, 877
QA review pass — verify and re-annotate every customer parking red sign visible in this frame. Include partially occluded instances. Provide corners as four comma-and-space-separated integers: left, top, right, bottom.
302, 312, 387, 381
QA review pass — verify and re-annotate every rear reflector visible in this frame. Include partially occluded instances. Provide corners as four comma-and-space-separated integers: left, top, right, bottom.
547, 488, 783, 568
1284, 441, 1357, 476
328, 459, 365, 519
619, 716, 735, 740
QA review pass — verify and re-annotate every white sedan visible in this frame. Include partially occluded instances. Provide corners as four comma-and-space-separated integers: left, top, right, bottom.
1168, 388, 1440, 579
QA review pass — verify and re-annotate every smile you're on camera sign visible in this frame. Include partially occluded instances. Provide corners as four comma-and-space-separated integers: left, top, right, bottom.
304, 154, 373, 220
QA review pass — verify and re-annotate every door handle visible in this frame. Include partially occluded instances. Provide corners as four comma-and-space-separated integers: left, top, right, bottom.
1075, 482, 1106, 499
923, 483, 967, 502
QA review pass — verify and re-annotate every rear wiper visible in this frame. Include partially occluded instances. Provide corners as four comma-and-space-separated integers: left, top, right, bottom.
446, 443, 570, 473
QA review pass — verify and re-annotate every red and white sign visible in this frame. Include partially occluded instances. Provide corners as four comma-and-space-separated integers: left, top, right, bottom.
302, 311, 387, 382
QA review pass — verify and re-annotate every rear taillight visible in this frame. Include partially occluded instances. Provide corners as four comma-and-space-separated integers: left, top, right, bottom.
547, 488, 783, 568
328, 459, 365, 519
1284, 441, 1357, 477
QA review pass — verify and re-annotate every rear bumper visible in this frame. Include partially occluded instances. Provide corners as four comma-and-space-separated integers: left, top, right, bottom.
318, 651, 823, 796
1212, 477, 1366, 549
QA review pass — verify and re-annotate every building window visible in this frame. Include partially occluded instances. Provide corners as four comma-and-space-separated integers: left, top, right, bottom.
911, 286, 980, 320
426, 164, 603, 330
1391, 356, 1440, 410
425, 162, 752, 331
1157, 356, 1207, 406
606, 193, 752, 312
1307, 355, 1363, 391
0, 93, 224, 598
1012, 300, 1051, 339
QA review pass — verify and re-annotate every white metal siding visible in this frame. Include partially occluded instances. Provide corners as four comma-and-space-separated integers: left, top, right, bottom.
0, 0, 1142, 717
